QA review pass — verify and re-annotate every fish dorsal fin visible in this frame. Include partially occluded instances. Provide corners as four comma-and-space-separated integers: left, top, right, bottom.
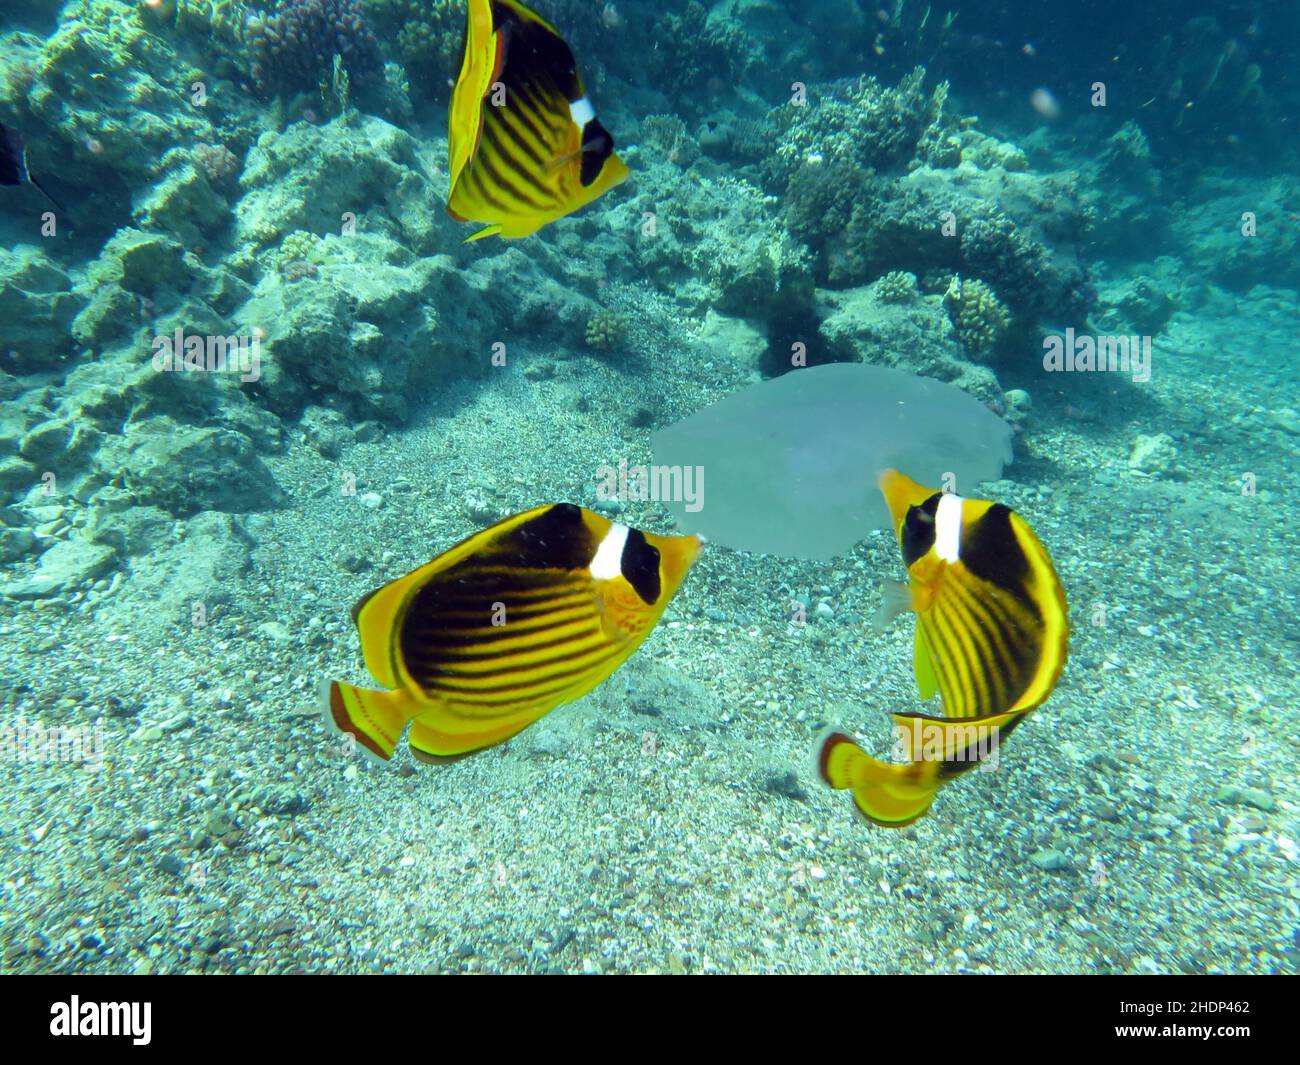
448, 0, 501, 194
488, 5, 586, 164
450, 0, 584, 191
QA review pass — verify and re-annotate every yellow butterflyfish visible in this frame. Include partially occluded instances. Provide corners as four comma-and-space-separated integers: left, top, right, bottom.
446, 0, 630, 241
817, 470, 1069, 827
322, 504, 701, 763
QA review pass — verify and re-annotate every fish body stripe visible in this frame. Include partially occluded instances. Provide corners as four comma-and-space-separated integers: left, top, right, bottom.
479, 120, 556, 205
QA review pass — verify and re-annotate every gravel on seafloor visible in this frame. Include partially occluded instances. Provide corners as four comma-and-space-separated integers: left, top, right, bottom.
1, 285, 1297, 975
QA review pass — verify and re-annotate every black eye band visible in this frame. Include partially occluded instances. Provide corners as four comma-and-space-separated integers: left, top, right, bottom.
901, 495, 941, 567
620, 528, 661, 605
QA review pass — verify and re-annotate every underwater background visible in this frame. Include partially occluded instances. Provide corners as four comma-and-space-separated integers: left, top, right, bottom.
0, 0, 1296, 975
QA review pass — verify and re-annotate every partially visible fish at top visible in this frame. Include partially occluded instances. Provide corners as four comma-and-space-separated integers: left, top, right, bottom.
0, 123, 66, 214
817, 470, 1069, 828
446, 0, 630, 241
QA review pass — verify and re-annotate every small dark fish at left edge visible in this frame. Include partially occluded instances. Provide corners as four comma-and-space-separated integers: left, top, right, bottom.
0, 122, 67, 214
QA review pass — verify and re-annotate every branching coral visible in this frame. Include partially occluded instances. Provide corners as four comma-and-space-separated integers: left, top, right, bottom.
644, 1, 741, 113
245, 0, 383, 99
361, 0, 462, 101
944, 275, 1009, 357
584, 308, 628, 352
875, 270, 918, 303
275, 229, 326, 276
194, 142, 240, 189
769, 67, 943, 184
640, 114, 699, 168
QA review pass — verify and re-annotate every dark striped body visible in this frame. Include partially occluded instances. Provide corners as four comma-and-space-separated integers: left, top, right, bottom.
397, 504, 658, 714
815, 470, 1068, 827
324, 504, 702, 762
446, 0, 629, 240
907, 503, 1047, 720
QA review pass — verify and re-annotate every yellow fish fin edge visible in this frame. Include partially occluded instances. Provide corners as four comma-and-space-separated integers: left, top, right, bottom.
447, 0, 499, 193
813, 726, 940, 829
465, 223, 505, 242
406, 703, 551, 762
320, 678, 422, 765
1007, 509, 1071, 711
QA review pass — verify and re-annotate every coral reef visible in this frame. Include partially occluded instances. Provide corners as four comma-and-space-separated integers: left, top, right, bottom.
360, 0, 461, 102
584, 309, 629, 352
193, 142, 242, 190
244, 0, 383, 100
944, 275, 1010, 359
785, 151, 1092, 337
765, 65, 1095, 342
875, 270, 918, 304
816, 284, 1005, 405
639, 115, 699, 168
1093, 273, 1179, 338
769, 68, 956, 185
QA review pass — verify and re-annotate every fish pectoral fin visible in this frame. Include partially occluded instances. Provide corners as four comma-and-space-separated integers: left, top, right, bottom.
815, 729, 940, 828
593, 584, 640, 645
872, 578, 913, 633
543, 146, 583, 172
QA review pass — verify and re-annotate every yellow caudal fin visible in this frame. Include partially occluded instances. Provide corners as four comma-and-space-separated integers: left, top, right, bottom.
320, 679, 423, 764
815, 729, 941, 828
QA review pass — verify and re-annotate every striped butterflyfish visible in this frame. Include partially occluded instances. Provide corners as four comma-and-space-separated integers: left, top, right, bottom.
818, 470, 1068, 827
322, 504, 702, 763
446, 0, 630, 241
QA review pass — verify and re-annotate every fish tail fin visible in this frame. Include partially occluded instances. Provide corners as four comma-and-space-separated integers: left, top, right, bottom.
319, 679, 420, 764
815, 728, 941, 828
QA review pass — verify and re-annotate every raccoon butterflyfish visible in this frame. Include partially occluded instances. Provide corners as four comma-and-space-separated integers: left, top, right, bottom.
817, 470, 1068, 827
445, 0, 630, 241
321, 504, 702, 763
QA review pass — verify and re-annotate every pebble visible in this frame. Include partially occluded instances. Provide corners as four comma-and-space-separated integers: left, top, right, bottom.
257, 621, 291, 643
1128, 432, 1178, 475
359, 491, 384, 510
1214, 785, 1276, 813
1029, 848, 1071, 872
